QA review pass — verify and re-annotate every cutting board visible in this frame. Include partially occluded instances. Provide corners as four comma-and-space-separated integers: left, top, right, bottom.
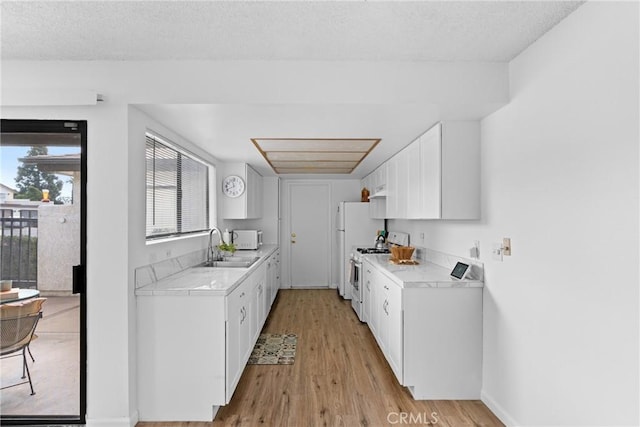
0, 288, 20, 301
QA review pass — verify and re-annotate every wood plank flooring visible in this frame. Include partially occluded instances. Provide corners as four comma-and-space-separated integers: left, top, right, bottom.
137, 289, 503, 427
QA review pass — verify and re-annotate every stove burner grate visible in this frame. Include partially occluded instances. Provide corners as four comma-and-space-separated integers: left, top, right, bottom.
356, 247, 391, 254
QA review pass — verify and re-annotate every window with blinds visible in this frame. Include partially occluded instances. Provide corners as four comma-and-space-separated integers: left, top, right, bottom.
146, 132, 210, 240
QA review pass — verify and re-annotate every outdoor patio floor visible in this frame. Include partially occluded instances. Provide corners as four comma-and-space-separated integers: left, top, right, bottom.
1, 295, 80, 417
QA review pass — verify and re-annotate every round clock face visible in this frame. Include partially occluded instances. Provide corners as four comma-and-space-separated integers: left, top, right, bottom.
222, 175, 245, 198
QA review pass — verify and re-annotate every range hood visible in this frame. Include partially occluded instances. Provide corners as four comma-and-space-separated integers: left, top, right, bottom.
368, 190, 387, 199
368, 184, 387, 199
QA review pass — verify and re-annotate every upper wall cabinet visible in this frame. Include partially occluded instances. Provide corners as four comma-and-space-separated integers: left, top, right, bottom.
380, 121, 480, 220
362, 164, 387, 219
220, 163, 263, 219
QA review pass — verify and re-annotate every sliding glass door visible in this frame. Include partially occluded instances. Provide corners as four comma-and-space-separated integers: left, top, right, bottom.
0, 119, 86, 424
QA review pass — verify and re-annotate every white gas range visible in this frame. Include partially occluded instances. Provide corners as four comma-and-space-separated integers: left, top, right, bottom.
349, 232, 410, 322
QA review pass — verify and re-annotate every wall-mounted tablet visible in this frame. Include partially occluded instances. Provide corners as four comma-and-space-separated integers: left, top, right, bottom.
451, 262, 471, 280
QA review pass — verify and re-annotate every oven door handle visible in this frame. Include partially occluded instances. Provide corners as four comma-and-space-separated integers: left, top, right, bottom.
349, 258, 361, 286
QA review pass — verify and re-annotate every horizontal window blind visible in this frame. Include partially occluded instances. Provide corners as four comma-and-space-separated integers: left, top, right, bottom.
146, 133, 209, 239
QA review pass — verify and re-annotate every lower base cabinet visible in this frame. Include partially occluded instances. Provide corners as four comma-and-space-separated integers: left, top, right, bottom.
138, 251, 278, 422
365, 260, 482, 400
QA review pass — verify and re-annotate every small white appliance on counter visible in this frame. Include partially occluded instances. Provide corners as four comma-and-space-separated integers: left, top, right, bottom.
231, 229, 263, 250
336, 202, 383, 300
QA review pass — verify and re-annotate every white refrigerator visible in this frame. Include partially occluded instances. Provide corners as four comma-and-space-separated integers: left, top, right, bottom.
336, 201, 383, 299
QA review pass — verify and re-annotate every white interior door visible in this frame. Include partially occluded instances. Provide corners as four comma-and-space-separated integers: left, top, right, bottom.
289, 182, 331, 288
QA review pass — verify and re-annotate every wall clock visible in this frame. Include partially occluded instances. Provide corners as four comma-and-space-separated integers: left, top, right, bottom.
222, 175, 245, 198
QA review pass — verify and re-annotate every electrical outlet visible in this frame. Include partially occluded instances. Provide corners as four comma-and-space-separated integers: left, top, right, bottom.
503, 238, 511, 256
492, 243, 503, 262
470, 240, 480, 259
470, 246, 479, 259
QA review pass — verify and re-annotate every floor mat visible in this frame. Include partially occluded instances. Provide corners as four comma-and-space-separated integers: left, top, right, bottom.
247, 333, 297, 365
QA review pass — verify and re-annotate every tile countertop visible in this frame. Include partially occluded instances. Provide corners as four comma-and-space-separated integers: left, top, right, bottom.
365, 254, 484, 288
135, 245, 279, 297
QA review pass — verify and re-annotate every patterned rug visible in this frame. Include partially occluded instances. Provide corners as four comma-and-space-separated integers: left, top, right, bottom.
248, 333, 297, 365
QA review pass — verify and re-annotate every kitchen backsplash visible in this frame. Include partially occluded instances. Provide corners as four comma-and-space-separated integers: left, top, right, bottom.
414, 247, 484, 281
135, 249, 206, 288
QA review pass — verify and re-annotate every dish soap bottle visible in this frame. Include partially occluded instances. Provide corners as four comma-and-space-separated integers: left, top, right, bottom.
223, 229, 230, 244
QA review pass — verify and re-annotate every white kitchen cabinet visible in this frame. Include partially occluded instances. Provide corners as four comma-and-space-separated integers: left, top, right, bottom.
405, 140, 422, 219
383, 279, 403, 382
368, 264, 403, 384
266, 250, 280, 307
220, 163, 263, 219
251, 263, 267, 343
226, 276, 254, 401
386, 146, 411, 219
138, 295, 226, 421
364, 260, 482, 400
273, 250, 281, 299
385, 155, 399, 219
381, 121, 480, 220
419, 124, 441, 218
137, 247, 279, 421
363, 163, 388, 219
417, 121, 480, 219
368, 263, 388, 352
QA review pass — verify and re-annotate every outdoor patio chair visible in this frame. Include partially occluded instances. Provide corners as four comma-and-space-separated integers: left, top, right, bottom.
12, 298, 47, 365
0, 298, 46, 395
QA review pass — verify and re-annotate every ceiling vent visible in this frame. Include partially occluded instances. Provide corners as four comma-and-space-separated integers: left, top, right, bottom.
252, 138, 380, 174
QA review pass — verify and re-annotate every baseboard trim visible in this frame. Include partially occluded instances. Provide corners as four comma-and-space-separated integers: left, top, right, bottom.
130, 410, 139, 427
481, 389, 518, 427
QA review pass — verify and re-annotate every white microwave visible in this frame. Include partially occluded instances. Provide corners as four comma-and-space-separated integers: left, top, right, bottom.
231, 230, 263, 250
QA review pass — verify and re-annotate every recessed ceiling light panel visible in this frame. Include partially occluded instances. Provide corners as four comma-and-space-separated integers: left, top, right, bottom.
252, 137, 380, 175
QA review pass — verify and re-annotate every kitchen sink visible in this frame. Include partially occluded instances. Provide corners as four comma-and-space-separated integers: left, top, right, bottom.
201, 256, 260, 268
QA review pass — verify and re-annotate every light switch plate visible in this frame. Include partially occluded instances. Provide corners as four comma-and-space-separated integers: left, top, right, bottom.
492, 243, 503, 262
503, 238, 511, 256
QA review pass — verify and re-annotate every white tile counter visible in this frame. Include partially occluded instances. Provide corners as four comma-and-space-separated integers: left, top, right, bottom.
135, 244, 279, 296
365, 253, 484, 288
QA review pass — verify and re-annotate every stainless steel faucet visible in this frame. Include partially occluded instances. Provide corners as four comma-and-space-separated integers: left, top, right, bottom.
207, 227, 225, 264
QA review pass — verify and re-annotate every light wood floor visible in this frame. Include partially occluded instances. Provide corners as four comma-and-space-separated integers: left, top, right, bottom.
137, 289, 503, 427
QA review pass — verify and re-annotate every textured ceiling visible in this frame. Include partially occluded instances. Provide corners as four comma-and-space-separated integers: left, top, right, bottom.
1, 1, 583, 61
2, 1, 585, 178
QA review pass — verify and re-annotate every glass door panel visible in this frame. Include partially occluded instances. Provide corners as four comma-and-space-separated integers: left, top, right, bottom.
0, 119, 86, 424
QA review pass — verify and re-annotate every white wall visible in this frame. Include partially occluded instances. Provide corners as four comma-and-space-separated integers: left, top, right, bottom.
127, 106, 222, 423
390, 2, 639, 425
1, 104, 133, 425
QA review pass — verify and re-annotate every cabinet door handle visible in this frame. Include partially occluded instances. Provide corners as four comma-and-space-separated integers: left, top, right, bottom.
240, 292, 245, 298
384, 285, 389, 290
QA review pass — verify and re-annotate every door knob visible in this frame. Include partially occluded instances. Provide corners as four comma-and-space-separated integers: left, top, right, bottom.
291, 232, 297, 237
